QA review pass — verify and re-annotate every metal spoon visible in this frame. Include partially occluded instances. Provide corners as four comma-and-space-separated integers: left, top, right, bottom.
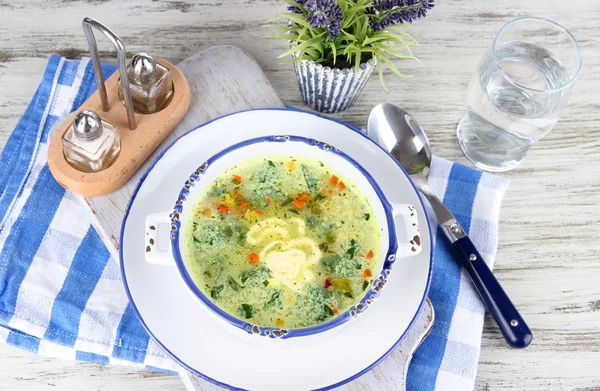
367, 103, 532, 349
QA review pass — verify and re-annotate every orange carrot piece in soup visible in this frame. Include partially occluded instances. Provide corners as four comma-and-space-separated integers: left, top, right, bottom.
329, 175, 339, 186
240, 199, 249, 208
362, 269, 372, 278
298, 193, 311, 201
293, 199, 304, 209
366, 251, 374, 259
265, 197, 272, 204
249, 253, 259, 264
218, 204, 230, 214
201, 208, 211, 217
233, 174, 242, 183
338, 181, 346, 190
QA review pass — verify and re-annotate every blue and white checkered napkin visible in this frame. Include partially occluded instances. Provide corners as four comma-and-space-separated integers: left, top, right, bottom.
406, 157, 508, 391
0, 55, 508, 390
0, 55, 177, 373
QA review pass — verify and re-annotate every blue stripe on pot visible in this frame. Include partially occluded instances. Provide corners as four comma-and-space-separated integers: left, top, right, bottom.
291, 53, 375, 114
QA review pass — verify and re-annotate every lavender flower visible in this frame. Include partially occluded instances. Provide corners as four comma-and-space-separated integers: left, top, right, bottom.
288, 0, 343, 40
306, 1, 332, 28
368, 0, 434, 32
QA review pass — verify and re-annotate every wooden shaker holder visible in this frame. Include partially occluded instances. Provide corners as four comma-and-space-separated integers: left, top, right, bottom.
48, 17, 190, 197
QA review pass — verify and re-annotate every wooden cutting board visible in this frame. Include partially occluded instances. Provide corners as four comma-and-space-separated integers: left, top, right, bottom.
80, 44, 433, 391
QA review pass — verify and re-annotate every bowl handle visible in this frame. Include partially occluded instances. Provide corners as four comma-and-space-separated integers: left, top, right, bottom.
391, 204, 422, 257
144, 211, 175, 265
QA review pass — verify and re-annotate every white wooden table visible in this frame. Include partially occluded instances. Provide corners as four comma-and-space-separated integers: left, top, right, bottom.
1, 1, 599, 390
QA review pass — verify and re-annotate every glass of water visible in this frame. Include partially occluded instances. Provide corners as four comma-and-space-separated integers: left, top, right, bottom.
457, 17, 582, 172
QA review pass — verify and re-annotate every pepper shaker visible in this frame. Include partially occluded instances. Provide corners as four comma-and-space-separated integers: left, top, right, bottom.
119, 53, 173, 114
61, 110, 121, 173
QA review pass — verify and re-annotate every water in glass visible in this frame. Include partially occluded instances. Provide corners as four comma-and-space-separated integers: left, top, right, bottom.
458, 41, 571, 171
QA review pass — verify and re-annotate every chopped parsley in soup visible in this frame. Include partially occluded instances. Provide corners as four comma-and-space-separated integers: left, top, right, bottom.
184, 156, 381, 329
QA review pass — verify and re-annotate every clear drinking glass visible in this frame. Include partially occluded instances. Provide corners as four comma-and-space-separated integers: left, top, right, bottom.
457, 17, 582, 172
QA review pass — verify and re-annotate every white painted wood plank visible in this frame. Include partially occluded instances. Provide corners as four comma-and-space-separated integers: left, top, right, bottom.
0, 343, 185, 391
1, 0, 599, 390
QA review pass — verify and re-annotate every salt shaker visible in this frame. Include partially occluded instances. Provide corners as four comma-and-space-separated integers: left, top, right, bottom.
62, 110, 121, 173
119, 53, 173, 114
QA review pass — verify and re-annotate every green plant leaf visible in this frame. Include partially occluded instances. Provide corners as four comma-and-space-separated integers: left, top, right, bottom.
338, 0, 349, 12
296, 26, 311, 42
379, 45, 419, 61
377, 58, 387, 91
278, 34, 326, 59
297, 38, 324, 61
376, 49, 411, 78
328, 41, 337, 64
264, 33, 299, 40
342, 5, 370, 29
340, 29, 357, 42
342, 42, 359, 56
270, 12, 311, 29
359, 16, 370, 39
362, 32, 413, 47
312, 40, 325, 56
302, 46, 322, 60
361, 35, 385, 46
386, 27, 419, 45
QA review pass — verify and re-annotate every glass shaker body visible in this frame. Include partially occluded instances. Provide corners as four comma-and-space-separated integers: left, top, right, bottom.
62, 114, 121, 173
119, 54, 173, 114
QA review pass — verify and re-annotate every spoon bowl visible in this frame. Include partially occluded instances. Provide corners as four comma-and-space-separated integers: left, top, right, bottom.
368, 104, 432, 173
368, 104, 432, 189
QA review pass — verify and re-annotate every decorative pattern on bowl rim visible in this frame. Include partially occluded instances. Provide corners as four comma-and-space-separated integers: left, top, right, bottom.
169, 135, 398, 339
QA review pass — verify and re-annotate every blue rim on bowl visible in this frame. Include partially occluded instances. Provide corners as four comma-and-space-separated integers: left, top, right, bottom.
120, 107, 434, 391
169, 135, 398, 339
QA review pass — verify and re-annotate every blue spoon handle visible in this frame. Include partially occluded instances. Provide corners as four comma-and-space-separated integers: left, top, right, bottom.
451, 236, 533, 348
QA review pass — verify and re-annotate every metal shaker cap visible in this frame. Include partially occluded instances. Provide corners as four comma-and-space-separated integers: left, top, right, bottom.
73, 109, 102, 141
130, 52, 157, 80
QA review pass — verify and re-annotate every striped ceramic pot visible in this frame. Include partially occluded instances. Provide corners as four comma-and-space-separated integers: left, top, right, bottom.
292, 57, 375, 114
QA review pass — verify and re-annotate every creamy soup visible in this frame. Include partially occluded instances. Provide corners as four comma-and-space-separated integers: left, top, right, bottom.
184, 156, 381, 329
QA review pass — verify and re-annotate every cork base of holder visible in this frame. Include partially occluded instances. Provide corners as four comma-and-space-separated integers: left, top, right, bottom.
48, 58, 190, 197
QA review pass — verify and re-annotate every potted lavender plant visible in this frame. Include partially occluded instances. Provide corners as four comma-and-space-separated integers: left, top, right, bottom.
267, 0, 434, 113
